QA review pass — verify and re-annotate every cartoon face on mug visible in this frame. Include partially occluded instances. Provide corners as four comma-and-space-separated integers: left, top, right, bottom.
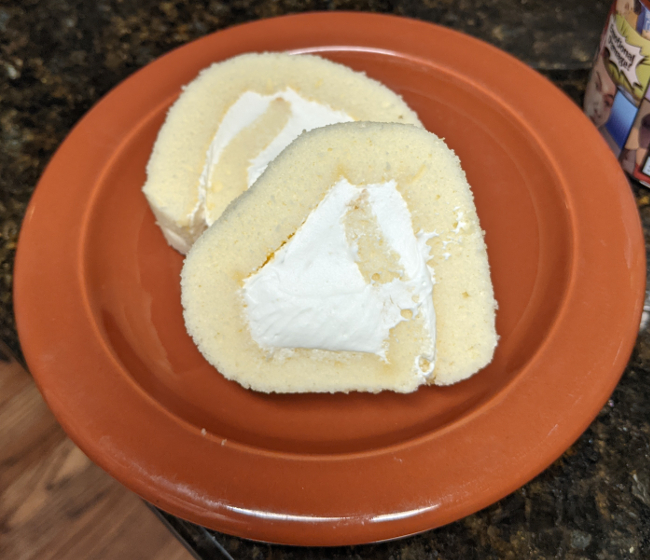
584, 54, 617, 128
617, 0, 635, 17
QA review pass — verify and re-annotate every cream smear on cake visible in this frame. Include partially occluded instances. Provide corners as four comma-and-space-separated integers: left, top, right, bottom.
194, 88, 353, 226
242, 178, 437, 378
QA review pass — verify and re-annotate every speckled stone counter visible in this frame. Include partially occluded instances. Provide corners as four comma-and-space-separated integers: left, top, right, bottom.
2, 1, 649, 558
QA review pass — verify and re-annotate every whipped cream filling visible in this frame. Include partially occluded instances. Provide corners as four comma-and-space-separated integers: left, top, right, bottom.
195, 88, 353, 226
242, 178, 436, 377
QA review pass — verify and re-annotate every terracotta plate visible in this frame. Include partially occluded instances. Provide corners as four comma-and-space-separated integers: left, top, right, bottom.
14, 13, 645, 546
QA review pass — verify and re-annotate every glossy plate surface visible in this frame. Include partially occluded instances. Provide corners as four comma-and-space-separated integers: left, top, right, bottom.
14, 13, 645, 546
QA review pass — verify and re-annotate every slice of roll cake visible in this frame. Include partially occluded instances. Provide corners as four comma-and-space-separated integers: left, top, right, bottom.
143, 52, 422, 254
181, 122, 497, 393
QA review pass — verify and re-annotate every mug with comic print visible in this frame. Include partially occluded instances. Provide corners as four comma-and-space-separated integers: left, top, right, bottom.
585, 0, 650, 185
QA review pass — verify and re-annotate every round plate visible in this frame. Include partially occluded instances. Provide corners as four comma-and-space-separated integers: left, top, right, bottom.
14, 13, 645, 546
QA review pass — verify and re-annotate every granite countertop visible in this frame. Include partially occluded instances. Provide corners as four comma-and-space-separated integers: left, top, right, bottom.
2, 0, 650, 558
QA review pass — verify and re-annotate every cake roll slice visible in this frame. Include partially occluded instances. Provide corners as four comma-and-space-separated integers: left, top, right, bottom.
143, 53, 422, 254
181, 122, 497, 393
